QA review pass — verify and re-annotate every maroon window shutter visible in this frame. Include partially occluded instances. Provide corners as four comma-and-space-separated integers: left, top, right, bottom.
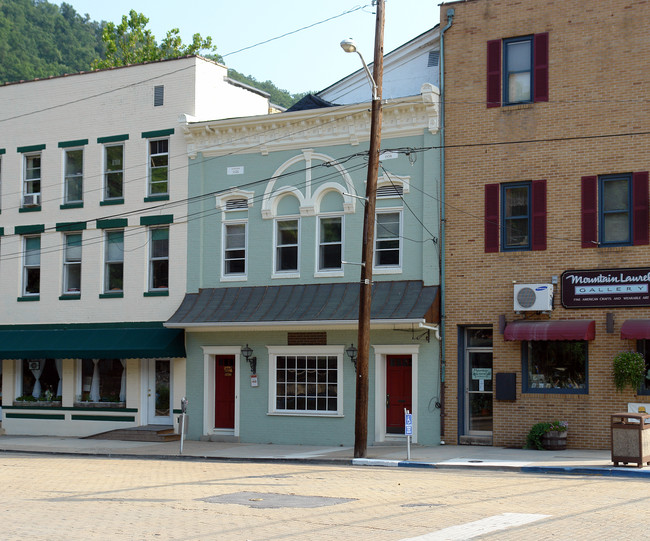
633, 171, 649, 245
533, 32, 549, 102
486, 40, 501, 108
485, 184, 500, 252
531, 179, 547, 251
581, 176, 598, 248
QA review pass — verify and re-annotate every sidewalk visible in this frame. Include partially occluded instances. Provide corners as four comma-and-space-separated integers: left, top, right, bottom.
1, 434, 648, 478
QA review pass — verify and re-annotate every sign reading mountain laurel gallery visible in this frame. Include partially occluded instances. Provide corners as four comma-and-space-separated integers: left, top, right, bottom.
561, 268, 650, 308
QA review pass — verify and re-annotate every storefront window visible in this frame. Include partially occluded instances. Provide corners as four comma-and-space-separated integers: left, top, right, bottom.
17, 359, 61, 402
636, 341, 650, 394
78, 359, 125, 404
524, 341, 587, 394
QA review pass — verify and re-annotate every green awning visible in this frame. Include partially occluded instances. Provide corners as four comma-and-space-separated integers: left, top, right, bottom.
0, 325, 185, 360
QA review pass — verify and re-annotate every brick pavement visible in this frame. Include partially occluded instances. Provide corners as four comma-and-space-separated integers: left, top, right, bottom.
1, 454, 649, 540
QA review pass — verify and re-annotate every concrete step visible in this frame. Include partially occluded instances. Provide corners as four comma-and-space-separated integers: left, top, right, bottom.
85, 425, 180, 442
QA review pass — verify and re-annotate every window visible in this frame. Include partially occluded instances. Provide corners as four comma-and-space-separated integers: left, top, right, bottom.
104, 144, 124, 200
19, 359, 60, 401
269, 347, 343, 415
523, 341, 587, 394
78, 359, 125, 404
149, 227, 169, 290
23, 153, 41, 205
636, 341, 650, 395
148, 139, 169, 196
275, 219, 299, 273
23, 236, 40, 296
501, 182, 531, 250
224, 223, 246, 276
64, 148, 83, 204
581, 172, 648, 248
154, 85, 164, 107
318, 216, 342, 271
485, 180, 546, 252
487, 33, 548, 107
104, 230, 124, 292
375, 211, 401, 267
63, 233, 82, 294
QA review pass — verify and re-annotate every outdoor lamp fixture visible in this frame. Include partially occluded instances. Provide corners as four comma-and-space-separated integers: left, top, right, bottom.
346, 344, 358, 370
340, 38, 378, 100
241, 344, 257, 374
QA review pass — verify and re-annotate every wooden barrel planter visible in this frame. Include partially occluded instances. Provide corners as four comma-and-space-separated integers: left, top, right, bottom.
542, 430, 567, 450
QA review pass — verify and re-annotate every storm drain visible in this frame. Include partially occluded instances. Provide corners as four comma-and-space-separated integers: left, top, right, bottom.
200, 491, 356, 509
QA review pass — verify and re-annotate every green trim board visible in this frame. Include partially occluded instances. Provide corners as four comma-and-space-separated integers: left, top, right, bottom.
144, 290, 169, 297
144, 195, 170, 202
58, 139, 88, 148
17, 144, 46, 153
0, 148, 5, 154
15, 224, 45, 234
6, 413, 65, 420
59, 294, 81, 300
100, 199, 124, 206
140, 215, 173, 226
56, 221, 87, 231
99, 292, 124, 299
0, 227, 3, 236
97, 134, 129, 144
0, 321, 168, 331
97, 218, 128, 229
4, 405, 138, 412
18, 206, 41, 213
17, 296, 39, 302
71, 415, 136, 422
60, 202, 84, 210
141, 128, 174, 138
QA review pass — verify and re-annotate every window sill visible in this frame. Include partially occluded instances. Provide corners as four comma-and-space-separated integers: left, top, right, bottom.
59, 294, 81, 300
60, 202, 83, 210
99, 292, 123, 299
502, 102, 534, 110
143, 290, 169, 297
144, 194, 170, 202
271, 273, 300, 279
373, 267, 402, 275
523, 388, 588, 395
100, 198, 125, 206
221, 275, 248, 282
266, 411, 344, 418
17, 295, 39, 302
19, 206, 41, 213
314, 270, 344, 278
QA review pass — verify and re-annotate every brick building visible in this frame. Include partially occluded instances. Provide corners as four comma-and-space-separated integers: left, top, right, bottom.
441, 0, 650, 448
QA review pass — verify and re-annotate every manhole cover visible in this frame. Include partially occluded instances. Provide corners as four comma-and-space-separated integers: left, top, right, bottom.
201, 491, 356, 509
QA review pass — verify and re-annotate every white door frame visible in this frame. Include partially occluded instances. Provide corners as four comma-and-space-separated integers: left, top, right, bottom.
201, 346, 241, 437
373, 344, 419, 444
141, 359, 173, 425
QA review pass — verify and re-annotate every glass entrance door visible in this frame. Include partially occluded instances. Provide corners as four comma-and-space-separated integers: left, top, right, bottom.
464, 329, 493, 435
148, 359, 171, 425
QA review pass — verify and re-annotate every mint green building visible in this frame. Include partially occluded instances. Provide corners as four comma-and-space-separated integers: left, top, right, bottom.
168, 85, 442, 446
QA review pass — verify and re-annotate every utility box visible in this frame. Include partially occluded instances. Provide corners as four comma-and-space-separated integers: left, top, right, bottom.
611, 412, 650, 468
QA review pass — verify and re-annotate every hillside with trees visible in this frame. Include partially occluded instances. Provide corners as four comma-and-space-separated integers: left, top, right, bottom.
0, 0, 307, 107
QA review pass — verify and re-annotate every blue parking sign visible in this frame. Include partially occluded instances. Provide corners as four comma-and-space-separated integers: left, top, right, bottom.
404, 413, 413, 435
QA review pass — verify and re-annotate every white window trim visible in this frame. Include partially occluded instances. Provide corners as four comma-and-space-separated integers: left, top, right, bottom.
103, 143, 124, 201
22, 235, 40, 297
147, 137, 169, 196
315, 214, 344, 277
267, 345, 344, 417
62, 232, 82, 295
104, 229, 124, 293
148, 226, 169, 291
373, 208, 403, 274
63, 147, 84, 204
272, 217, 300, 279
23, 152, 41, 201
221, 220, 248, 282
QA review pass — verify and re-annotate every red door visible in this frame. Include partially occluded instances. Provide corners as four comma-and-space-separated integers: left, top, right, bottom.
214, 356, 235, 429
386, 355, 412, 434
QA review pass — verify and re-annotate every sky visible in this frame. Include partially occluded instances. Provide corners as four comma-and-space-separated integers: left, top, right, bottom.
67, 1, 441, 94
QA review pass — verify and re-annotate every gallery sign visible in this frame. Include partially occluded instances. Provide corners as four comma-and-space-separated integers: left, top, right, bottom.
561, 267, 650, 308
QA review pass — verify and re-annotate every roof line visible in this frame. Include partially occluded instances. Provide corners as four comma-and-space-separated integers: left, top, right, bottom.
165, 318, 426, 329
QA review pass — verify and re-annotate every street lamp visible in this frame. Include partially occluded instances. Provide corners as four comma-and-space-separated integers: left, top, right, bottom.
340, 38, 378, 100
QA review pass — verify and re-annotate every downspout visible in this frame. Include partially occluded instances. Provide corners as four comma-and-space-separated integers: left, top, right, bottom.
439, 7, 454, 441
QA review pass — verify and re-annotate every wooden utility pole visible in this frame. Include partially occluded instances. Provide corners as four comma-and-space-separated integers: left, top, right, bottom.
354, 0, 385, 459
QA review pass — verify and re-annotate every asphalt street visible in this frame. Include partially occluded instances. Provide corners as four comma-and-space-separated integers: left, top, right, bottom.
1, 453, 648, 540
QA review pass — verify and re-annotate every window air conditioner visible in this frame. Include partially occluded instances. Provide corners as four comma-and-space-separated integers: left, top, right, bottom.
23, 193, 41, 207
514, 283, 554, 312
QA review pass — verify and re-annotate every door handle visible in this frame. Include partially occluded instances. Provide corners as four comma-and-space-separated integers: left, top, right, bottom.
386, 394, 390, 407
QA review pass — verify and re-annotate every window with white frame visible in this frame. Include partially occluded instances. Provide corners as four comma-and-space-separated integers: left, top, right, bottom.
275, 219, 299, 273
23, 153, 41, 206
318, 216, 342, 271
149, 227, 169, 290
148, 139, 169, 196
64, 148, 83, 203
269, 346, 343, 415
104, 230, 124, 292
374, 211, 401, 268
104, 144, 124, 200
23, 235, 40, 296
223, 222, 246, 276
19, 359, 60, 401
63, 233, 82, 294
78, 359, 125, 404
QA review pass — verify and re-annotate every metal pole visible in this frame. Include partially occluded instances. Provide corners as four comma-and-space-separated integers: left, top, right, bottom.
354, 0, 385, 459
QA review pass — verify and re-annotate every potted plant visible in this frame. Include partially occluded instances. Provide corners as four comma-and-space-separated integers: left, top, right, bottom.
613, 351, 646, 393
526, 420, 568, 450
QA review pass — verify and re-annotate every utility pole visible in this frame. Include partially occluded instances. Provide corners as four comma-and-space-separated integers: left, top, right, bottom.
354, 0, 385, 459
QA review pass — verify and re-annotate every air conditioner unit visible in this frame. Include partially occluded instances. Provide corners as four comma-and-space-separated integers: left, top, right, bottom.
23, 193, 41, 207
514, 283, 554, 311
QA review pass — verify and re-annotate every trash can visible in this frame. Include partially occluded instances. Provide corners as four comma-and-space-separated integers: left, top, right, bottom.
611, 412, 650, 468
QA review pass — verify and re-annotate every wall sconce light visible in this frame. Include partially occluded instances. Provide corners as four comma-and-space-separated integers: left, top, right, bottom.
241, 344, 257, 374
346, 344, 358, 370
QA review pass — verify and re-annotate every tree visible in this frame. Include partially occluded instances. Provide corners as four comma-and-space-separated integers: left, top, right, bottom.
91, 10, 216, 69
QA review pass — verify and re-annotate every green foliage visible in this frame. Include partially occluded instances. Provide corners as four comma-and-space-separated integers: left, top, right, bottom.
227, 68, 312, 109
91, 10, 216, 69
525, 420, 568, 450
613, 351, 646, 393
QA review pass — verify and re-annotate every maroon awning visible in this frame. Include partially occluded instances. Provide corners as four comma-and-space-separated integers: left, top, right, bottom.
504, 320, 595, 341
620, 320, 650, 340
